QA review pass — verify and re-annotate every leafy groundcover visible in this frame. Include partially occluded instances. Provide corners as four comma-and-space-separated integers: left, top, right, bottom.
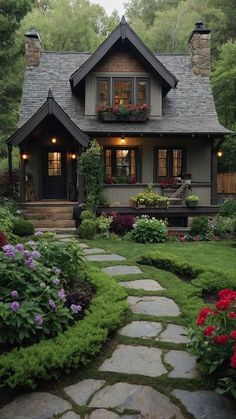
0, 267, 127, 389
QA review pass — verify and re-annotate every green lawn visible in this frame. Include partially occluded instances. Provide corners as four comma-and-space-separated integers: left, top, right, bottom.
85, 238, 236, 273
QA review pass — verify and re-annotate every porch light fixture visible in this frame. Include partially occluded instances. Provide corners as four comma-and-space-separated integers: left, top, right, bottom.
51, 137, 57, 144
217, 150, 223, 158
120, 135, 126, 145
22, 153, 28, 160
71, 153, 76, 160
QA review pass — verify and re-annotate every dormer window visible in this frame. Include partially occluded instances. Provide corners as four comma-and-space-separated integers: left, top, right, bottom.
97, 77, 150, 106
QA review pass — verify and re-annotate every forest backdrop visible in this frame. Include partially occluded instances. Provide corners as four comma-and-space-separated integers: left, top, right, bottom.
0, 0, 235, 172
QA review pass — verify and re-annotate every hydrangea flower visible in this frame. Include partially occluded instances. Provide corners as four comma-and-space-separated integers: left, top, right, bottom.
24, 257, 36, 270
10, 301, 20, 312
15, 243, 24, 252
53, 267, 61, 275
34, 314, 43, 327
31, 250, 41, 260
23, 250, 31, 258
27, 240, 36, 247
34, 231, 43, 236
40, 282, 46, 288
48, 299, 56, 310
52, 278, 60, 286
11, 290, 19, 299
58, 288, 66, 301
2, 244, 15, 257
71, 304, 82, 314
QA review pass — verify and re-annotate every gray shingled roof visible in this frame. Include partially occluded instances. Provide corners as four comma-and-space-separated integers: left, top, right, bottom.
19, 51, 230, 135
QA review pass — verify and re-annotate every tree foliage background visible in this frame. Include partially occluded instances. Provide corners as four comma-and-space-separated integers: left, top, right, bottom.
0, 0, 235, 172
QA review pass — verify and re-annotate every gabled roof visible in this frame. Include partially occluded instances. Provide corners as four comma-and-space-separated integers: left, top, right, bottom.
7, 89, 90, 147
69, 16, 178, 95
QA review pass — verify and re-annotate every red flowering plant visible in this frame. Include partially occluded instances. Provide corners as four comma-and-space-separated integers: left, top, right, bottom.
189, 288, 236, 398
160, 177, 178, 189
96, 104, 151, 117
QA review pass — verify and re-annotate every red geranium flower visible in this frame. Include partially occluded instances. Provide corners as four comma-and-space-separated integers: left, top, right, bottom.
229, 311, 236, 319
230, 331, 236, 340
213, 335, 230, 345
204, 325, 217, 336
230, 352, 236, 368
217, 289, 236, 301
215, 299, 231, 310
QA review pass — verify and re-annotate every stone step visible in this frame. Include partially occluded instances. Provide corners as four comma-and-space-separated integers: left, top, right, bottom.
36, 227, 76, 233
31, 219, 75, 228
23, 206, 74, 214
25, 212, 73, 220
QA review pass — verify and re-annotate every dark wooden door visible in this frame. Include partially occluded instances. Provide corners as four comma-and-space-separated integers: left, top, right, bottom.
42, 148, 66, 199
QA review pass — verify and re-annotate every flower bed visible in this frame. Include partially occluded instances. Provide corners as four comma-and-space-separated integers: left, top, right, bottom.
189, 289, 236, 398
0, 266, 128, 389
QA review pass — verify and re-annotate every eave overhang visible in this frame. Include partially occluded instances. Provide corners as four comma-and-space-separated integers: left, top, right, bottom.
69, 16, 178, 95
7, 89, 90, 147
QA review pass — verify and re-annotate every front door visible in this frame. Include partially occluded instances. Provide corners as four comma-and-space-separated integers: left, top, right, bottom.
42, 148, 66, 199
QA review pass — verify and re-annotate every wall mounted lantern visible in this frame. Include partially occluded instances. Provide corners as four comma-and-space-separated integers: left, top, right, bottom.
51, 137, 57, 144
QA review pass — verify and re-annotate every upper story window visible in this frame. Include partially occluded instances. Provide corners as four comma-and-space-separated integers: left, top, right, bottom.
97, 77, 150, 106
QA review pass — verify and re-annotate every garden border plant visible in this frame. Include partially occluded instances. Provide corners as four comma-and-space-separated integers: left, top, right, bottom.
0, 266, 128, 390
139, 250, 235, 293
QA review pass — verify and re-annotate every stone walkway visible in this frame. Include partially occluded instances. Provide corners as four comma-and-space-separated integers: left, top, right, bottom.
1, 236, 236, 419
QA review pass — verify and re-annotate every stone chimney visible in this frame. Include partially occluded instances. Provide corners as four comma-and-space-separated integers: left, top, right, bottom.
188, 21, 211, 76
24, 28, 42, 68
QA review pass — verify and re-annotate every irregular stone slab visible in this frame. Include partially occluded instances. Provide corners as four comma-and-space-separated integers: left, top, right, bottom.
64, 379, 105, 406
165, 350, 198, 379
158, 324, 190, 344
102, 265, 142, 276
119, 279, 164, 291
0, 392, 71, 419
86, 254, 126, 262
83, 248, 106, 255
172, 389, 236, 419
99, 344, 167, 377
128, 296, 181, 317
77, 243, 89, 249
87, 409, 120, 419
61, 412, 81, 419
89, 382, 184, 419
118, 321, 162, 338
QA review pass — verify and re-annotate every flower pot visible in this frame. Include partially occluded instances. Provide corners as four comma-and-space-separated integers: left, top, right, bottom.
186, 201, 198, 208
157, 201, 168, 209
98, 113, 148, 122
182, 179, 191, 185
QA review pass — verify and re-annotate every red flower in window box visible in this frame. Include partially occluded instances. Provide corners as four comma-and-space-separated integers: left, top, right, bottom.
160, 177, 178, 188
96, 104, 151, 121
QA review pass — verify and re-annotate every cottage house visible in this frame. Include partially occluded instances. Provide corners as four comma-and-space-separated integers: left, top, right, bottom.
7, 17, 231, 228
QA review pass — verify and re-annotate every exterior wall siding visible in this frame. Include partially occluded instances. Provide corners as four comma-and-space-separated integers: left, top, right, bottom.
98, 136, 212, 206
94, 49, 147, 73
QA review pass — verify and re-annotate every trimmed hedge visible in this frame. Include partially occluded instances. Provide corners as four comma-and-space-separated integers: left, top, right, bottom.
139, 251, 235, 294
0, 267, 128, 390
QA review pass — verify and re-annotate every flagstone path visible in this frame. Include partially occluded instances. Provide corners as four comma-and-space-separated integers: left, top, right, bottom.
1, 236, 236, 419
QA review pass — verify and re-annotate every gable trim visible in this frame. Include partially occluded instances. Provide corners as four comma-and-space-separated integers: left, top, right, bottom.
7, 90, 90, 147
69, 17, 178, 94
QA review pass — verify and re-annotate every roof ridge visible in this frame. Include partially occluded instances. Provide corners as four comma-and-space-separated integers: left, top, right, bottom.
42, 51, 93, 55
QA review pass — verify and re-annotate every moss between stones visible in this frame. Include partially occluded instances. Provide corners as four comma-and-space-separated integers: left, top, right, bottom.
0, 267, 128, 390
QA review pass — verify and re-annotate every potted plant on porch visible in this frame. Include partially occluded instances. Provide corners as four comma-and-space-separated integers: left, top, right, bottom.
185, 194, 199, 208
180, 172, 192, 185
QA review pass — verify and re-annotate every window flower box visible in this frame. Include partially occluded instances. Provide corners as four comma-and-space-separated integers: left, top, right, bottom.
97, 104, 150, 122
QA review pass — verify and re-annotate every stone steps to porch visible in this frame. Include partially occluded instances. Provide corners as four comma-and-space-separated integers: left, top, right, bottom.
21, 201, 76, 230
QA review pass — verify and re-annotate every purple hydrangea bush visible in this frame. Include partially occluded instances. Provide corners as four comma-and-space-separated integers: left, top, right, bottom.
0, 238, 86, 345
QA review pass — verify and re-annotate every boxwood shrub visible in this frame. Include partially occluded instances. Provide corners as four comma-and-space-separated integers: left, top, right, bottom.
139, 251, 235, 294
0, 266, 127, 390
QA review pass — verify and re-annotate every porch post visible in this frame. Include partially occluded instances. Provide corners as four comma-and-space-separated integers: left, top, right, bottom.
19, 152, 26, 203
211, 139, 218, 205
7, 144, 13, 196
78, 145, 85, 203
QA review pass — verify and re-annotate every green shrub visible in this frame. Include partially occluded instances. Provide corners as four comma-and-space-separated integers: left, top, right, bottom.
0, 206, 15, 234
140, 250, 203, 279
190, 216, 209, 236
219, 198, 236, 217
12, 218, 34, 236
192, 270, 235, 294
210, 216, 234, 237
36, 238, 86, 287
0, 242, 72, 344
78, 219, 97, 239
80, 210, 96, 221
96, 215, 113, 238
131, 216, 168, 243
0, 267, 127, 389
